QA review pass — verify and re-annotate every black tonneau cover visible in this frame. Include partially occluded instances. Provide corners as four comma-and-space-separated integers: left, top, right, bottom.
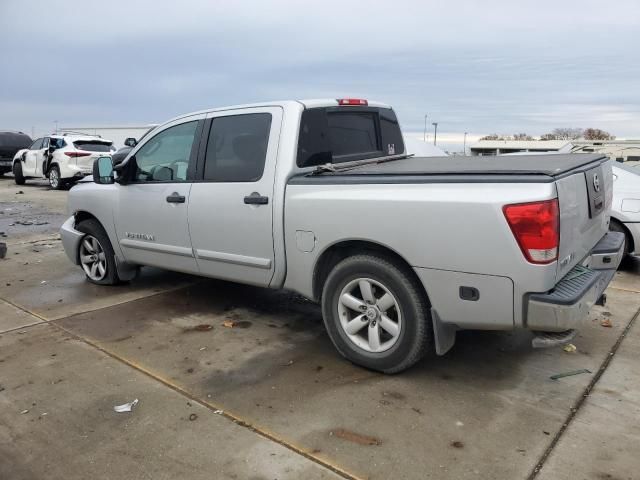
289, 154, 608, 185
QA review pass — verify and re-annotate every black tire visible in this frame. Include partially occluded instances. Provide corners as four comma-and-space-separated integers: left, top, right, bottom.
76, 219, 120, 285
13, 162, 25, 185
321, 254, 432, 374
48, 165, 63, 190
610, 219, 631, 255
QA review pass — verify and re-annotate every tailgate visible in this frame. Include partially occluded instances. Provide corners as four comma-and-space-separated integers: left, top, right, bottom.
555, 160, 613, 281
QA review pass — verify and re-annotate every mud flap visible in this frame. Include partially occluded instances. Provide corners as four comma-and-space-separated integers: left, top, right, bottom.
431, 308, 457, 356
115, 255, 139, 281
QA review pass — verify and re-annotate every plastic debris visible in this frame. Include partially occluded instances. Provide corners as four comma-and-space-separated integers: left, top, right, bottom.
600, 318, 613, 328
20, 409, 29, 414
113, 399, 139, 413
40, 280, 47, 285
213, 409, 223, 415
222, 320, 236, 328
563, 343, 577, 353
550, 369, 591, 380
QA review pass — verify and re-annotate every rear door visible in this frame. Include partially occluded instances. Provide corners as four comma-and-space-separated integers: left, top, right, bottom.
114, 118, 203, 274
188, 107, 282, 286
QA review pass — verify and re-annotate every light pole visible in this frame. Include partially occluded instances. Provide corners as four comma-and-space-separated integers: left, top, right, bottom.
432, 122, 438, 146
54, 120, 58, 134
463, 132, 468, 155
423, 114, 428, 142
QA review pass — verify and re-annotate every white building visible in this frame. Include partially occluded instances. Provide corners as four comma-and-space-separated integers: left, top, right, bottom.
470, 140, 572, 156
59, 125, 157, 149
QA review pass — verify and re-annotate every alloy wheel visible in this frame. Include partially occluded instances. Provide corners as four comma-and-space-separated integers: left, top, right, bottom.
79, 235, 107, 281
337, 278, 402, 353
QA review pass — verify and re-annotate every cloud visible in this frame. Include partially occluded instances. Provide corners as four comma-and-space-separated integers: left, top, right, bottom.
1, 0, 639, 138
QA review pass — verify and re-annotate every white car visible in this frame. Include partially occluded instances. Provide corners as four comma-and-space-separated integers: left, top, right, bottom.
610, 163, 640, 257
12, 134, 115, 189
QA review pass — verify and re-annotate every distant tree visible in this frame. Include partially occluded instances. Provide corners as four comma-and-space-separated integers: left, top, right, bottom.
479, 134, 502, 141
540, 128, 583, 140
513, 133, 533, 141
583, 128, 615, 140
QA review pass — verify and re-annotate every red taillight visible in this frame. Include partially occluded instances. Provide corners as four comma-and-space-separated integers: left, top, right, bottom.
503, 199, 559, 264
337, 98, 368, 106
64, 151, 91, 157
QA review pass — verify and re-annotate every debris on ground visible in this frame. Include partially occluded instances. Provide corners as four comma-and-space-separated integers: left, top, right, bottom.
550, 369, 591, 380
213, 409, 223, 415
222, 320, 252, 328
40, 280, 47, 285
563, 343, 577, 353
330, 428, 381, 446
113, 399, 139, 413
16, 191, 24, 194
450, 440, 464, 449
280, 360, 294, 367
183, 324, 213, 333
20, 409, 29, 414
189, 413, 198, 421
0, 242, 6, 259
600, 318, 613, 328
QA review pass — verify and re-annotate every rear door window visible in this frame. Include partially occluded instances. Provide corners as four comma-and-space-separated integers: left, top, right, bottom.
203, 113, 272, 182
30, 138, 44, 150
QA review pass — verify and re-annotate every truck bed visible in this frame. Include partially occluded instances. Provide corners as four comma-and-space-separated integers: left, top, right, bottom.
290, 153, 608, 184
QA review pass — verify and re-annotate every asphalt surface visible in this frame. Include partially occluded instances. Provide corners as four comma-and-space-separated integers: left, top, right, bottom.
1, 174, 639, 480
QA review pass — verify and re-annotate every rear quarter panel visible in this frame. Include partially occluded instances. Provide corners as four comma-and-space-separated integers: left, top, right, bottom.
283, 181, 558, 328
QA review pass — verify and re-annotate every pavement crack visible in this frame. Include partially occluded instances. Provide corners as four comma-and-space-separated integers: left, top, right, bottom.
527, 305, 640, 479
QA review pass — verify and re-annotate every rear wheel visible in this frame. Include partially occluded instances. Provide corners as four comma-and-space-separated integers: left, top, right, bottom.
13, 162, 25, 185
321, 254, 432, 373
76, 219, 120, 285
48, 165, 62, 190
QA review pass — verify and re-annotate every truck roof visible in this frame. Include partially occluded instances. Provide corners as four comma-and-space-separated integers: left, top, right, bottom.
167, 99, 392, 124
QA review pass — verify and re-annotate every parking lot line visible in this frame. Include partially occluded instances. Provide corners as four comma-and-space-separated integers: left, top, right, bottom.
527, 305, 640, 479
609, 285, 640, 294
2, 295, 364, 480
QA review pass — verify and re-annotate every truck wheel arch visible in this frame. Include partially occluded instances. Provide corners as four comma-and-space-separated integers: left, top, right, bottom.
312, 239, 430, 306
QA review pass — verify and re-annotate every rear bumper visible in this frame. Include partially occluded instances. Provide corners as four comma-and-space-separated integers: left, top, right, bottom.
60, 216, 83, 265
526, 231, 624, 331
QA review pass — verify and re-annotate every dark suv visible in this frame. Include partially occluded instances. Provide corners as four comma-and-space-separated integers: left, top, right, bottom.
0, 131, 32, 175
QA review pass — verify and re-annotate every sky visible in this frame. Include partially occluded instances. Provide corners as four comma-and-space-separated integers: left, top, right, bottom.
1, 0, 639, 150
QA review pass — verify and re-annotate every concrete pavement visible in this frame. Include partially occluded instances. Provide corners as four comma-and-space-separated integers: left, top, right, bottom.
1, 176, 639, 479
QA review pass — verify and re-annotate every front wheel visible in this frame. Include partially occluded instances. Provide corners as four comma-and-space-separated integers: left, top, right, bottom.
48, 165, 63, 190
76, 219, 120, 285
321, 254, 432, 374
13, 162, 25, 185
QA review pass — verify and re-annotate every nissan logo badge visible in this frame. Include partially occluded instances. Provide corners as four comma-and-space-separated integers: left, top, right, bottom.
593, 174, 600, 192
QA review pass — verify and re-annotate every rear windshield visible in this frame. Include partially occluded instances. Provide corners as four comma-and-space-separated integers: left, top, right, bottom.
296, 107, 405, 167
73, 140, 113, 152
0, 133, 32, 149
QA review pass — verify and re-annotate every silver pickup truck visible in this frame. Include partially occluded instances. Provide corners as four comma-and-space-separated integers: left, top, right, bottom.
60, 98, 624, 373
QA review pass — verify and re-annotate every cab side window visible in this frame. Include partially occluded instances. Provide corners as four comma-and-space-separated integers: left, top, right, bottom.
203, 113, 271, 182
134, 121, 198, 183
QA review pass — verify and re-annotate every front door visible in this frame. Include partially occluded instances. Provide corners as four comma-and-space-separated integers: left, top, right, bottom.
114, 119, 202, 274
188, 107, 282, 286
23, 138, 43, 176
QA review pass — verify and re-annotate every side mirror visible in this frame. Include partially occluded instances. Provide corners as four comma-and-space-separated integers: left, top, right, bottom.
124, 137, 137, 147
93, 156, 114, 184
